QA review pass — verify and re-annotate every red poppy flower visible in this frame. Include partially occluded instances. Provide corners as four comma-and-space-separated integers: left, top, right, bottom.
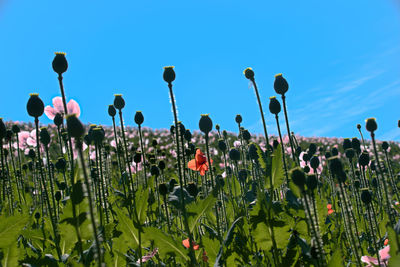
182, 238, 200, 250
327, 204, 332, 210
327, 209, 334, 215
188, 149, 213, 176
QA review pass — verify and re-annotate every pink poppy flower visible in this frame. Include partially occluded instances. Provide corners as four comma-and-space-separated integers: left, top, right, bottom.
361, 245, 390, 266
13, 131, 30, 150
27, 130, 38, 147
44, 97, 81, 120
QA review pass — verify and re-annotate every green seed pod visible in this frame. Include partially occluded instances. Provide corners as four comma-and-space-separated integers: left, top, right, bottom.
150, 165, 160, 177
218, 139, 227, 152
310, 156, 320, 169
382, 141, 389, 151
163, 66, 176, 83
290, 167, 306, 190
134, 152, 142, 163
39, 127, 51, 146
328, 156, 343, 176
306, 174, 318, 191
113, 94, 125, 110
55, 191, 62, 201
358, 151, 370, 167
238, 169, 247, 183
248, 143, 258, 160
343, 138, 352, 150
66, 114, 85, 139
269, 96, 281, 115
184, 129, 192, 142
242, 129, 251, 142
92, 127, 105, 144
27, 93, 44, 118
134, 111, 144, 125
52, 52, 68, 75
187, 182, 198, 197
357, 124, 361, 130
243, 67, 255, 80
53, 113, 63, 127
229, 148, 241, 161
158, 160, 166, 170
159, 183, 168, 196
365, 118, 378, 132
199, 114, 213, 135
361, 188, 372, 205
108, 105, 116, 117
235, 114, 242, 124
274, 73, 289, 95
55, 157, 67, 172
11, 124, 20, 134
308, 143, 317, 156
345, 148, 355, 159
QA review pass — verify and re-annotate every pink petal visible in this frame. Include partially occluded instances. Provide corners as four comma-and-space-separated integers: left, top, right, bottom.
44, 106, 57, 120
67, 99, 81, 117
379, 245, 390, 261
52, 97, 65, 114
27, 137, 37, 146
361, 255, 378, 266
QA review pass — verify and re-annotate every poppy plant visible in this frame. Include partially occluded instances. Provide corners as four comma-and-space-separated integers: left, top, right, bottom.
327, 204, 334, 215
361, 245, 390, 266
44, 96, 81, 120
182, 238, 200, 250
188, 149, 213, 176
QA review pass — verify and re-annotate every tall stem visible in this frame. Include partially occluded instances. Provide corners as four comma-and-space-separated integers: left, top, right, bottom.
250, 79, 269, 147
281, 95, 298, 165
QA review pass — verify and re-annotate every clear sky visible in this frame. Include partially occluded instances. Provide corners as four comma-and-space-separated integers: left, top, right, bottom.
1, 0, 400, 140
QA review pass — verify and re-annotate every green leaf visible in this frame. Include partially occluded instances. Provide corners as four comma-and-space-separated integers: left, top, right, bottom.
327, 248, 342, 267
114, 209, 139, 253
0, 214, 29, 248
144, 227, 189, 262
187, 193, 217, 233
135, 185, 149, 226
271, 144, 285, 188
1, 243, 20, 267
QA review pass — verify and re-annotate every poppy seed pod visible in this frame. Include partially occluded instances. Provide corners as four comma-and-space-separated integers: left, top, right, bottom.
11, 124, 20, 134
218, 139, 227, 152
308, 143, 317, 156
360, 188, 372, 205
178, 122, 185, 137
150, 165, 160, 177
274, 73, 289, 95
343, 138, 352, 150
290, 167, 306, 190
133, 152, 142, 164
158, 183, 168, 196
358, 151, 370, 167
163, 66, 175, 83
242, 129, 251, 141
27, 94, 44, 118
134, 111, 144, 125
39, 127, 51, 146
92, 127, 105, 144
269, 96, 281, 115
351, 137, 361, 152
328, 156, 343, 176
357, 124, 361, 130
53, 113, 63, 127
306, 174, 318, 191
52, 52, 68, 75
66, 114, 85, 139
158, 160, 166, 170
199, 114, 213, 135
310, 156, 320, 169
331, 147, 338, 156
184, 129, 192, 142
302, 153, 310, 162
113, 94, 125, 110
238, 169, 247, 183
365, 118, 378, 132
28, 149, 36, 159
303, 166, 310, 173
235, 114, 242, 124
382, 141, 389, 151
55, 157, 67, 171
187, 182, 198, 197
229, 148, 241, 161
345, 148, 355, 159
215, 124, 220, 131
244, 67, 255, 80
0, 119, 6, 140
108, 105, 116, 117
248, 143, 258, 160
55, 191, 62, 201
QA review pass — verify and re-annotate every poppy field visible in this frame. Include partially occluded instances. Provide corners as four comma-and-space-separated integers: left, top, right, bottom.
1, 53, 400, 266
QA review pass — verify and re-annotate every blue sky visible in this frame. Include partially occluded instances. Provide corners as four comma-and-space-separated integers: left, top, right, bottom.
0, 0, 399, 140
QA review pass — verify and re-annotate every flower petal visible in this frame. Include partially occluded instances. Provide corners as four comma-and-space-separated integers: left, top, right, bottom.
52, 97, 64, 113
44, 106, 57, 120
67, 99, 81, 117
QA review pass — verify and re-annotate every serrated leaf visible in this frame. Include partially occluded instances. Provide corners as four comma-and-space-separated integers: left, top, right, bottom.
187, 193, 217, 233
0, 214, 29, 248
272, 144, 285, 188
